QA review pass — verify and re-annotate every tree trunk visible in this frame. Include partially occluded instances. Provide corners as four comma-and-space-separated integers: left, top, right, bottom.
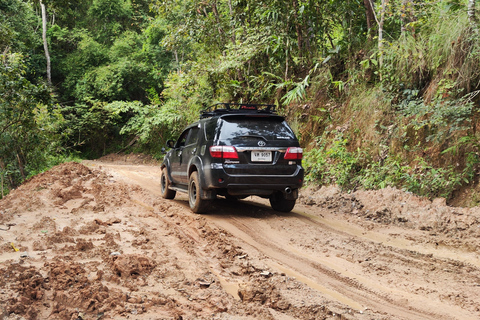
211, 1, 225, 44
40, 1, 51, 85
363, 0, 376, 40
0, 159, 4, 198
227, 0, 236, 43
378, 0, 388, 77
16, 153, 25, 181
292, 0, 304, 58
174, 49, 180, 73
468, 0, 477, 25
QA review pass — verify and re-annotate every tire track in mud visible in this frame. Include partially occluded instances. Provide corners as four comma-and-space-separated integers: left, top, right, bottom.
205, 207, 451, 320
206, 198, 480, 319
288, 208, 480, 269
89, 162, 480, 320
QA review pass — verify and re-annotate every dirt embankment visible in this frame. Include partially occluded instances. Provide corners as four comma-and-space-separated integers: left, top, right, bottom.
0, 156, 479, 320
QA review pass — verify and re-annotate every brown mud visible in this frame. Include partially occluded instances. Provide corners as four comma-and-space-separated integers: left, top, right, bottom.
0, 154, 479, 319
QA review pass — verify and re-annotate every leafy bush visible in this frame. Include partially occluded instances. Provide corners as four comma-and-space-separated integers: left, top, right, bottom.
304, 131, 364, 190
398, 94, 474, 143
304, 130, 476, 200
104, 101, 182, 155
59, 102, 120, 158
360, 156, 471, 200
0, 52, 59, 195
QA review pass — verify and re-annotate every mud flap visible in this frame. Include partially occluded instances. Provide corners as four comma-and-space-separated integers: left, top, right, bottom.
201, 189, 217, 200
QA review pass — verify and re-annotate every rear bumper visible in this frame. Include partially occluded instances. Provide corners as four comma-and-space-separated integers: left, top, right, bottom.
226, 184, 300, 200
203, 165, 304, 199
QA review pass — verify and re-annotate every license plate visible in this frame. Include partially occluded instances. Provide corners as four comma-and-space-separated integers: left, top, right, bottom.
251, 151, 272, 162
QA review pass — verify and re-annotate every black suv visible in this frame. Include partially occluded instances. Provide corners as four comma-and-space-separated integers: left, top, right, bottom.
160, 103, 304, 213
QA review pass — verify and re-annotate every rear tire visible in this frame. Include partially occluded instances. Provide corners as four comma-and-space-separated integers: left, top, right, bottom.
160, 167, 176, 199
269, 192, 296, 213
188, 171, 212, 213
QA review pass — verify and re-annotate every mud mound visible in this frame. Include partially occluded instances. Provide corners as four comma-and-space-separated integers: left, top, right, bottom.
0, 162, 134, 217
1, 259, 128, 320
97, 153, 160, 165
300, 185, 480, 248
111, 254, 155, 278
0, 163, 150, 319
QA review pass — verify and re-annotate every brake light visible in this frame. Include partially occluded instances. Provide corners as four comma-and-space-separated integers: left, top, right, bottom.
284, 147, 303, 160
210, 146, 239, 159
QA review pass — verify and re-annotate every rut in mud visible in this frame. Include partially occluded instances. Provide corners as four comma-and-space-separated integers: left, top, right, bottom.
0, 155, 479, 320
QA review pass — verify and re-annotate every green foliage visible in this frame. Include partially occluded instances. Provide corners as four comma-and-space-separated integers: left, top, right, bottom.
0, 0, 41, 52
3, 0, 480, 205
0, 52, 59, 194
58, 28, 169, 104
161, 70, 215, 119
48, 1, 172, 156
104, 100, 182, 154
87, 0, 134, 45
149, 0, 368, 104
381, 33, 428, 89
280, 74, 311, 106
305, 140, 473, 200
0, 0, 46, 82
379, 3, 480, 96
399, 94, 474, 142
59, 102, 121, 158
403, 158, 465, 199
59, 31, 109, 101
360, 155, 471, 200
360, 157, 407, 190
304, 132, 363, 190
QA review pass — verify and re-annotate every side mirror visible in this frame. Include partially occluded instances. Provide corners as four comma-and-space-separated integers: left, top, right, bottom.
166, 139, 175, 149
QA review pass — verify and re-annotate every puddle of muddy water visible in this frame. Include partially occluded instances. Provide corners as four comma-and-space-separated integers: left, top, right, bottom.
210, 268, 241, 300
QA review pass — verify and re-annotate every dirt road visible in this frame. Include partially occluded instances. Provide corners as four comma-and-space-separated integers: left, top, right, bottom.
1, 156, 480, 319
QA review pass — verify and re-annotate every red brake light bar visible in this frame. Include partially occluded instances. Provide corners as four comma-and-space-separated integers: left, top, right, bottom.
210, 146, 239, 159
284, 147, 303, 160
240, 105, 257, 110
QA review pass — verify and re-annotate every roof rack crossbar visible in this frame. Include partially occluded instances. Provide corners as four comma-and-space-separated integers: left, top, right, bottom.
200, 103, 276, 119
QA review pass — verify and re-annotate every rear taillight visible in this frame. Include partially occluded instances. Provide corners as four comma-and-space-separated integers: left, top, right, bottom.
284, 147, 303, 160
210, 146, 239, 159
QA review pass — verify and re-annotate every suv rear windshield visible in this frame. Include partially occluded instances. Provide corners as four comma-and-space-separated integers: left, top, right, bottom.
210, 115, 296, 142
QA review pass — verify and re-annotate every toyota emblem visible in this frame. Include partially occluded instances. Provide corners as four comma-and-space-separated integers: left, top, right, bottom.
258, 141, 266, 147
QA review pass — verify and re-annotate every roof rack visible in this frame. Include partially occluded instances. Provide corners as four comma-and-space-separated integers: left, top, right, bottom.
200, 103, 276, 119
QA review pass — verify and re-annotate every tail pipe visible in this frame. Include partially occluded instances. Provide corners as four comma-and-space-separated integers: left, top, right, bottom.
285, 187, 292, 194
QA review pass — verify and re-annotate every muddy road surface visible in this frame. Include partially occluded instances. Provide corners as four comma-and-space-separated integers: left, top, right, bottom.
1, 155, 480, 319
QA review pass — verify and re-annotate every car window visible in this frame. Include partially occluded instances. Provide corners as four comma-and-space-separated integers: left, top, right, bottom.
185, 126, 200, 145
175, 129, 190, 148
218, 116, 296, 141
205, 119, 218, 141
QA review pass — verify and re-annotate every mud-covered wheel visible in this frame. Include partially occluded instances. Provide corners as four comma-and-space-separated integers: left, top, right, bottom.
188, 171, 212, 213
269, 192, 296, 213
160, 167, 176, 199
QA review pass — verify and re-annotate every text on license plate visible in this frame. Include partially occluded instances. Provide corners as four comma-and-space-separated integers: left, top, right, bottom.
251, 151, 272, 162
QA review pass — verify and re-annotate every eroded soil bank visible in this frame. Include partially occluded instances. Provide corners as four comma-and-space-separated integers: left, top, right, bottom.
1, 155, 479, 319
